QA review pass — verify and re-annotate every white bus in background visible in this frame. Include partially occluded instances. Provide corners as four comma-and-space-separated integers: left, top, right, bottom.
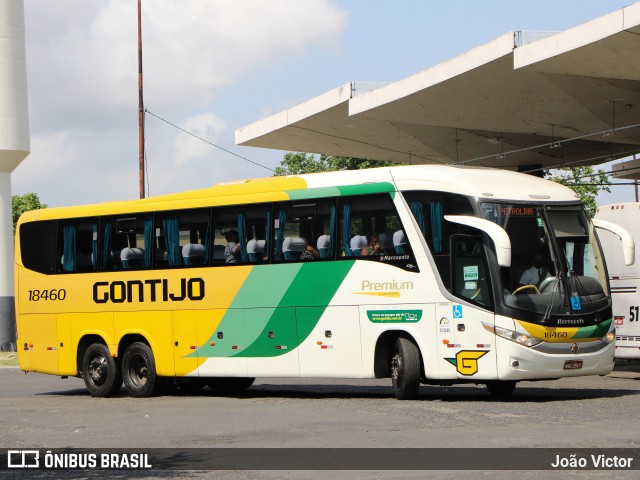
595, 203, 640, 359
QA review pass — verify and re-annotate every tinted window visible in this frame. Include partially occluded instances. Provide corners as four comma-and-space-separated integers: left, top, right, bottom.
213, 204, 271, 265
404, 191, 474, 286
20, 221, 58, 274
155, 209, 210, 268
58, 219, 98, 273
339, 194, 417, 271
100, 214, 152, 270
273, 199, 335, 262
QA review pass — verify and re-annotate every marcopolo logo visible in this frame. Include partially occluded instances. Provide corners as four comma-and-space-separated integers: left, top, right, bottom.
93, 278, 205, 304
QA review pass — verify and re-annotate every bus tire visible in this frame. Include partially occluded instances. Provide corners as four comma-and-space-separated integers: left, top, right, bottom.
486, 380, 516, 398
207, 377, 255, 393
82, 343, 122, 397
391, 337, 421, 400
121, 342, 162, 398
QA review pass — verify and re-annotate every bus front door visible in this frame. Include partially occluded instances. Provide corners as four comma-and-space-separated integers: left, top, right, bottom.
449, 234, 498, 381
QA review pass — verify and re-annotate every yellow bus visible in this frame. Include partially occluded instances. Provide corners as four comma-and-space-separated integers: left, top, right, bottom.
14, 165, 632, 399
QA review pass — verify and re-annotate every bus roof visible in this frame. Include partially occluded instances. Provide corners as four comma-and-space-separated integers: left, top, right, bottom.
19, 165, 580, 222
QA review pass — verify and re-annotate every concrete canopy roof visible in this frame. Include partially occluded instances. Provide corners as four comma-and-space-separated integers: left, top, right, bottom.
236, 3, 640, 173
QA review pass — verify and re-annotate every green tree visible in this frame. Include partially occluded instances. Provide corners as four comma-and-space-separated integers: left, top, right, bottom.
274, 152, 401, 176
546, 166, 610, 217
12, 193, 47, 234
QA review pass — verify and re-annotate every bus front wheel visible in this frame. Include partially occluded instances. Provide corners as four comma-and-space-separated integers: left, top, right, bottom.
390, 337, 421, 400
122, 342, 163, 398
82, 343, 122, 397
486, 380, 516, 398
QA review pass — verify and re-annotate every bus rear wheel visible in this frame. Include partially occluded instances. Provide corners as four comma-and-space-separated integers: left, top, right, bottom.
207, 377, 255, 393
122, 342, 163, 398
486, 380, 516, 398
82, 343, 122, 397
390, 337, 421, 400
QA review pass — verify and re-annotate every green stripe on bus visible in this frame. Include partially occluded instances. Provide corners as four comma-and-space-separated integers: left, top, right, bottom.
193, 261, 354, 358
237, 261, 355, 357
572, 318, 612, 339
286, 182, 395, 200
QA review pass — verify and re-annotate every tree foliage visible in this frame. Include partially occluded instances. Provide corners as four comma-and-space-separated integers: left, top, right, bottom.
274, 152, 401, 176
12, 193, 47, 234
546, 166, 610, 217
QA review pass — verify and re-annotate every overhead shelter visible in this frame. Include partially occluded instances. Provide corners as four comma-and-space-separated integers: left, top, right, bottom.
236, 3, 640, 174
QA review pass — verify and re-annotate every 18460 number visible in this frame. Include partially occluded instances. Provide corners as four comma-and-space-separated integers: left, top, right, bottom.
28, 289, 67, 302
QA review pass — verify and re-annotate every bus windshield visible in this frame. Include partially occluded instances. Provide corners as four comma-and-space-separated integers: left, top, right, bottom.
481, 203, 609, 319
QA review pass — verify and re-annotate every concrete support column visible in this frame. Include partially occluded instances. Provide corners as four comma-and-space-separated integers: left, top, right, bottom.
0, 173, 14, 351
0, 0, 30, 352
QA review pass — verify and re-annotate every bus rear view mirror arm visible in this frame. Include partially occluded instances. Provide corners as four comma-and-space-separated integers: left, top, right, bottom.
593, 218, 635, 266
444, 215, 512, 268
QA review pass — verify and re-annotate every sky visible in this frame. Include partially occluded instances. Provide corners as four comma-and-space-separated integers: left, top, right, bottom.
12, 0, 638, 208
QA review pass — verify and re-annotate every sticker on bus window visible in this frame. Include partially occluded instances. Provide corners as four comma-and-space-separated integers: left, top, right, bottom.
570, 294, 582, 311
463, 265, 478, 281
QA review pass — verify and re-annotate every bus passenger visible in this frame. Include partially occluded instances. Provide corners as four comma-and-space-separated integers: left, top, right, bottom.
224, 230, 241, 263
361, 235, 382, 256
300, 238, 320, 260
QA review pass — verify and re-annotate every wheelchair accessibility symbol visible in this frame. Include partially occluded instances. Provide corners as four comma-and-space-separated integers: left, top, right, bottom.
452, 305, 463, 319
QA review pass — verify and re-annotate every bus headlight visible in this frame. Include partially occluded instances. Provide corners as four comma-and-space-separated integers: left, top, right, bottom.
602, 330, 615, 344
482, 322, 542, 347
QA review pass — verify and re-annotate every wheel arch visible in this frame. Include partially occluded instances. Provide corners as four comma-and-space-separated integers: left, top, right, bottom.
373, 330, 425, 379
76, 334, 109, 376
118, 333, 151, 359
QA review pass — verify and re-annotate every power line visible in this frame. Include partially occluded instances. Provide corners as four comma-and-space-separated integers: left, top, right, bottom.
145, 109, 275, 173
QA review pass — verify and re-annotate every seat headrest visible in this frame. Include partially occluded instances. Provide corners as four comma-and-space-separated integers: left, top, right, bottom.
182, 243, 205, 257
247, 239, 266, 253
317, 235, 330, 249
350, 235, 368, 250
283, 237, 307, 252
120, 247, 144, 260
393, 230, 407, 246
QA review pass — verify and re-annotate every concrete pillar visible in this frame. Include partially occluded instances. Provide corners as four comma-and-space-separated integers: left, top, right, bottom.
0, 173, 14, 350
0, 0, 30, 351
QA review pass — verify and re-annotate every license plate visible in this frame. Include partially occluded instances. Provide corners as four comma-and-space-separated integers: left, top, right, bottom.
564, 360, 583, 370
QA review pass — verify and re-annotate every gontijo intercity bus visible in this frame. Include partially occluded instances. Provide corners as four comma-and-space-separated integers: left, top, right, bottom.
14, 165, 634, 400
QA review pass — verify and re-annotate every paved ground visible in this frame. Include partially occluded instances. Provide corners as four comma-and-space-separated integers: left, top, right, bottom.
1, 362, 639, 479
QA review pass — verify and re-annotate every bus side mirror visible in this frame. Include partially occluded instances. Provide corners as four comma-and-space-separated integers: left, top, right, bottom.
444, 215, 512, 268
593, 218, 635, 266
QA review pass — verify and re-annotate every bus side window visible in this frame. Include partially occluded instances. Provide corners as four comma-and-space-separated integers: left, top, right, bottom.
213, 204, 270, 265
101, 215, 152, 270
273, 199, 335, 262
339, 194, 406, 258
58, 219, 98, 273
155, 209, 210, 268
